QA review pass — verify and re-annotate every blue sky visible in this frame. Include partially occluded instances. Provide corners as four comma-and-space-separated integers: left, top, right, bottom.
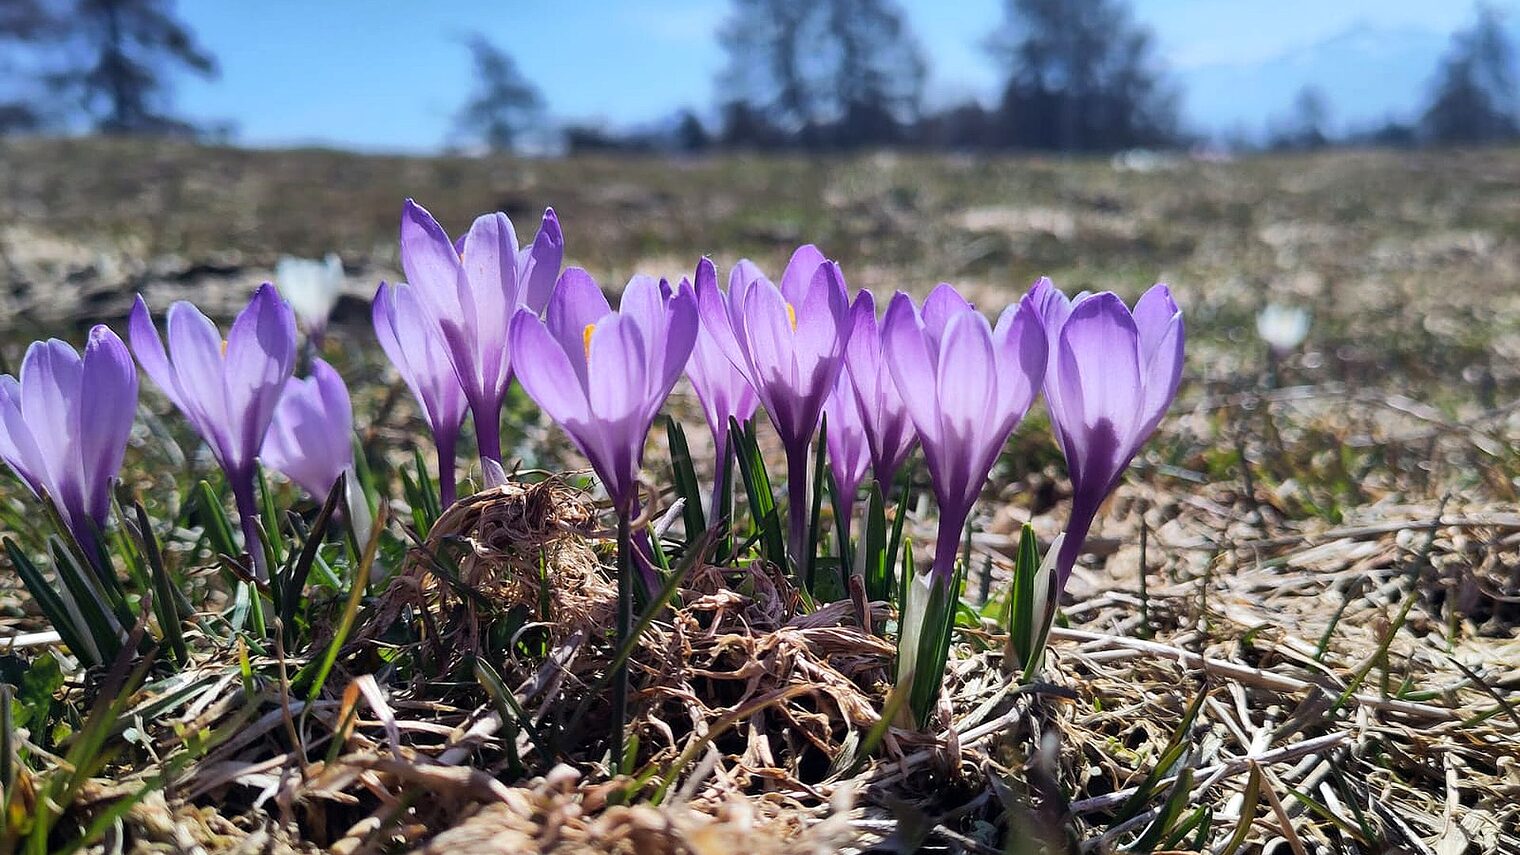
173, 1, 1511, 152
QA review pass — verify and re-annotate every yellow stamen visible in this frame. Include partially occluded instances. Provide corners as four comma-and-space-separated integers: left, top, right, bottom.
786, 303, 797, 331
582, 323, 596, 360
220, 339, 228, 356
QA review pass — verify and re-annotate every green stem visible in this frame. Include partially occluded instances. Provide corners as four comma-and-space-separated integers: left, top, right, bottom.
610, 509, 633, 774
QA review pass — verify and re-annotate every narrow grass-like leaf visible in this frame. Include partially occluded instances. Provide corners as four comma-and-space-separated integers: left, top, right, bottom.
128, 501, 188, 665
665, 416, 707, 544
885, 460, 915, 598
907, 563, 962, 728
474, 658, 555, 764
861, 482, 889, 603
825, 465, 852, 596
1006, 523, 1040, 670
48, 538, 124, 663
277, 473, 344, 646
256, 463, 284, 568
1217, 763, 1262, 855
1113, 686, 1207, 823
298, 500, 387, 701
1328, 589, 1417, 717
5, 538, 97, 666
1129, 767, 1195, 852
805, 415, 829, 593
194, 479, 239, 561
730, 417, 786, 569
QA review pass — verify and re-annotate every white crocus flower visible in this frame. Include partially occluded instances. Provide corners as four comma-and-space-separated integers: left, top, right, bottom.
275, 253, 344, 338
1255, 303, 1311, 354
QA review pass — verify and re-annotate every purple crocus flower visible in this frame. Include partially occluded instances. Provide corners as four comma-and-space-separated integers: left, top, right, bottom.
373, 281, 469, 507
695, 247, 853, 564
399, 199, 563, 468
0, 327, 137, 568
823, 368, 870, 531
509, 269, 698, 513
1025, 279, 1184, 587
686, 259, 759, 516
260, 358, 372, 546
129, 283, 296, 578
882, 284, 1047, 583
843, 289, 917, 492
511, 269, 697, 764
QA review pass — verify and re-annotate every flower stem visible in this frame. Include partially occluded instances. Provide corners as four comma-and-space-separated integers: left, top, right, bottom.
931, 508, 967, 584
436, 431, 458, 509
610, 508, 634, 775
472, 404, 502, 471
231, 475, 268, 581
786, 442, 810, 584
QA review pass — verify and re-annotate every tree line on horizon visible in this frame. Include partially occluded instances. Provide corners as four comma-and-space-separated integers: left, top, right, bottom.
2, 0, 1518, 154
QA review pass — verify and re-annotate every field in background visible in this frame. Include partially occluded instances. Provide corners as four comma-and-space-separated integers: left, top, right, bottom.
2, 139, 1519, 849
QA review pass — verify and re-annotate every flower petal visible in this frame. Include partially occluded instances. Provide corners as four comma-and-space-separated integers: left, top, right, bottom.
78, 326, 137, 522
127, 295, 186, 413
921, 282, 974, 344
546, 267, 612, 374
223, 284, 297, 472
519, 207, 564, 313
0, 375, 44, 497
19, 339, 82, 494
880, 292, 940, 449
509, 310, 589, 428
779, 244, 826, 307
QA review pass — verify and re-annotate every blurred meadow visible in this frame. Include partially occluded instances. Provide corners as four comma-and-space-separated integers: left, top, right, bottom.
3, 1, 1520, 853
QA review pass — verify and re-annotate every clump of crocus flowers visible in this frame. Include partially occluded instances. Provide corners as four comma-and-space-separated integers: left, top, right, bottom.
0, 199, 1183, 750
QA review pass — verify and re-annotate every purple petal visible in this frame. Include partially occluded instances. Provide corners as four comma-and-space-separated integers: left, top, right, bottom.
1055, 293, 1143, 483
373, 282, 468, 440
399, 199, 467, 321
19, 340, 83, 494
921, 283, 975, 344
223, 284, 297, 471
127, 295, 186, 412
509, 310, 590, 427
779, 244, 826, 307
0, 375, 44, 497
658, 283, 700, 413
695, 259, 753, 386
582, 313, 649, 503
1133, 283, 1181, 366
459, 211, 519, 389
729, 258, 768, 292
1024, 276, 1073, 342
740, 279, 801, 433
519, 207, 564, 313
545, 267, 612, 373
78, 326, 137, 522
880, 292, 940, 449
990, 301, 1047, 435
933, 311, 997, 477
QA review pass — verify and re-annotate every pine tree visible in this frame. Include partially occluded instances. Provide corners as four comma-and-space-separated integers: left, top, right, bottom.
453, 36, 544, 151
52, 0, 217, 135
1422, 4, 1518, 145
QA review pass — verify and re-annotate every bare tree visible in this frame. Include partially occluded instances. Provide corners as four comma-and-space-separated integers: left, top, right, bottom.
986, 0, 1178, 151
716, 0, 925, 148
453, 35, 544, 151
1269, 86, 1331, 150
